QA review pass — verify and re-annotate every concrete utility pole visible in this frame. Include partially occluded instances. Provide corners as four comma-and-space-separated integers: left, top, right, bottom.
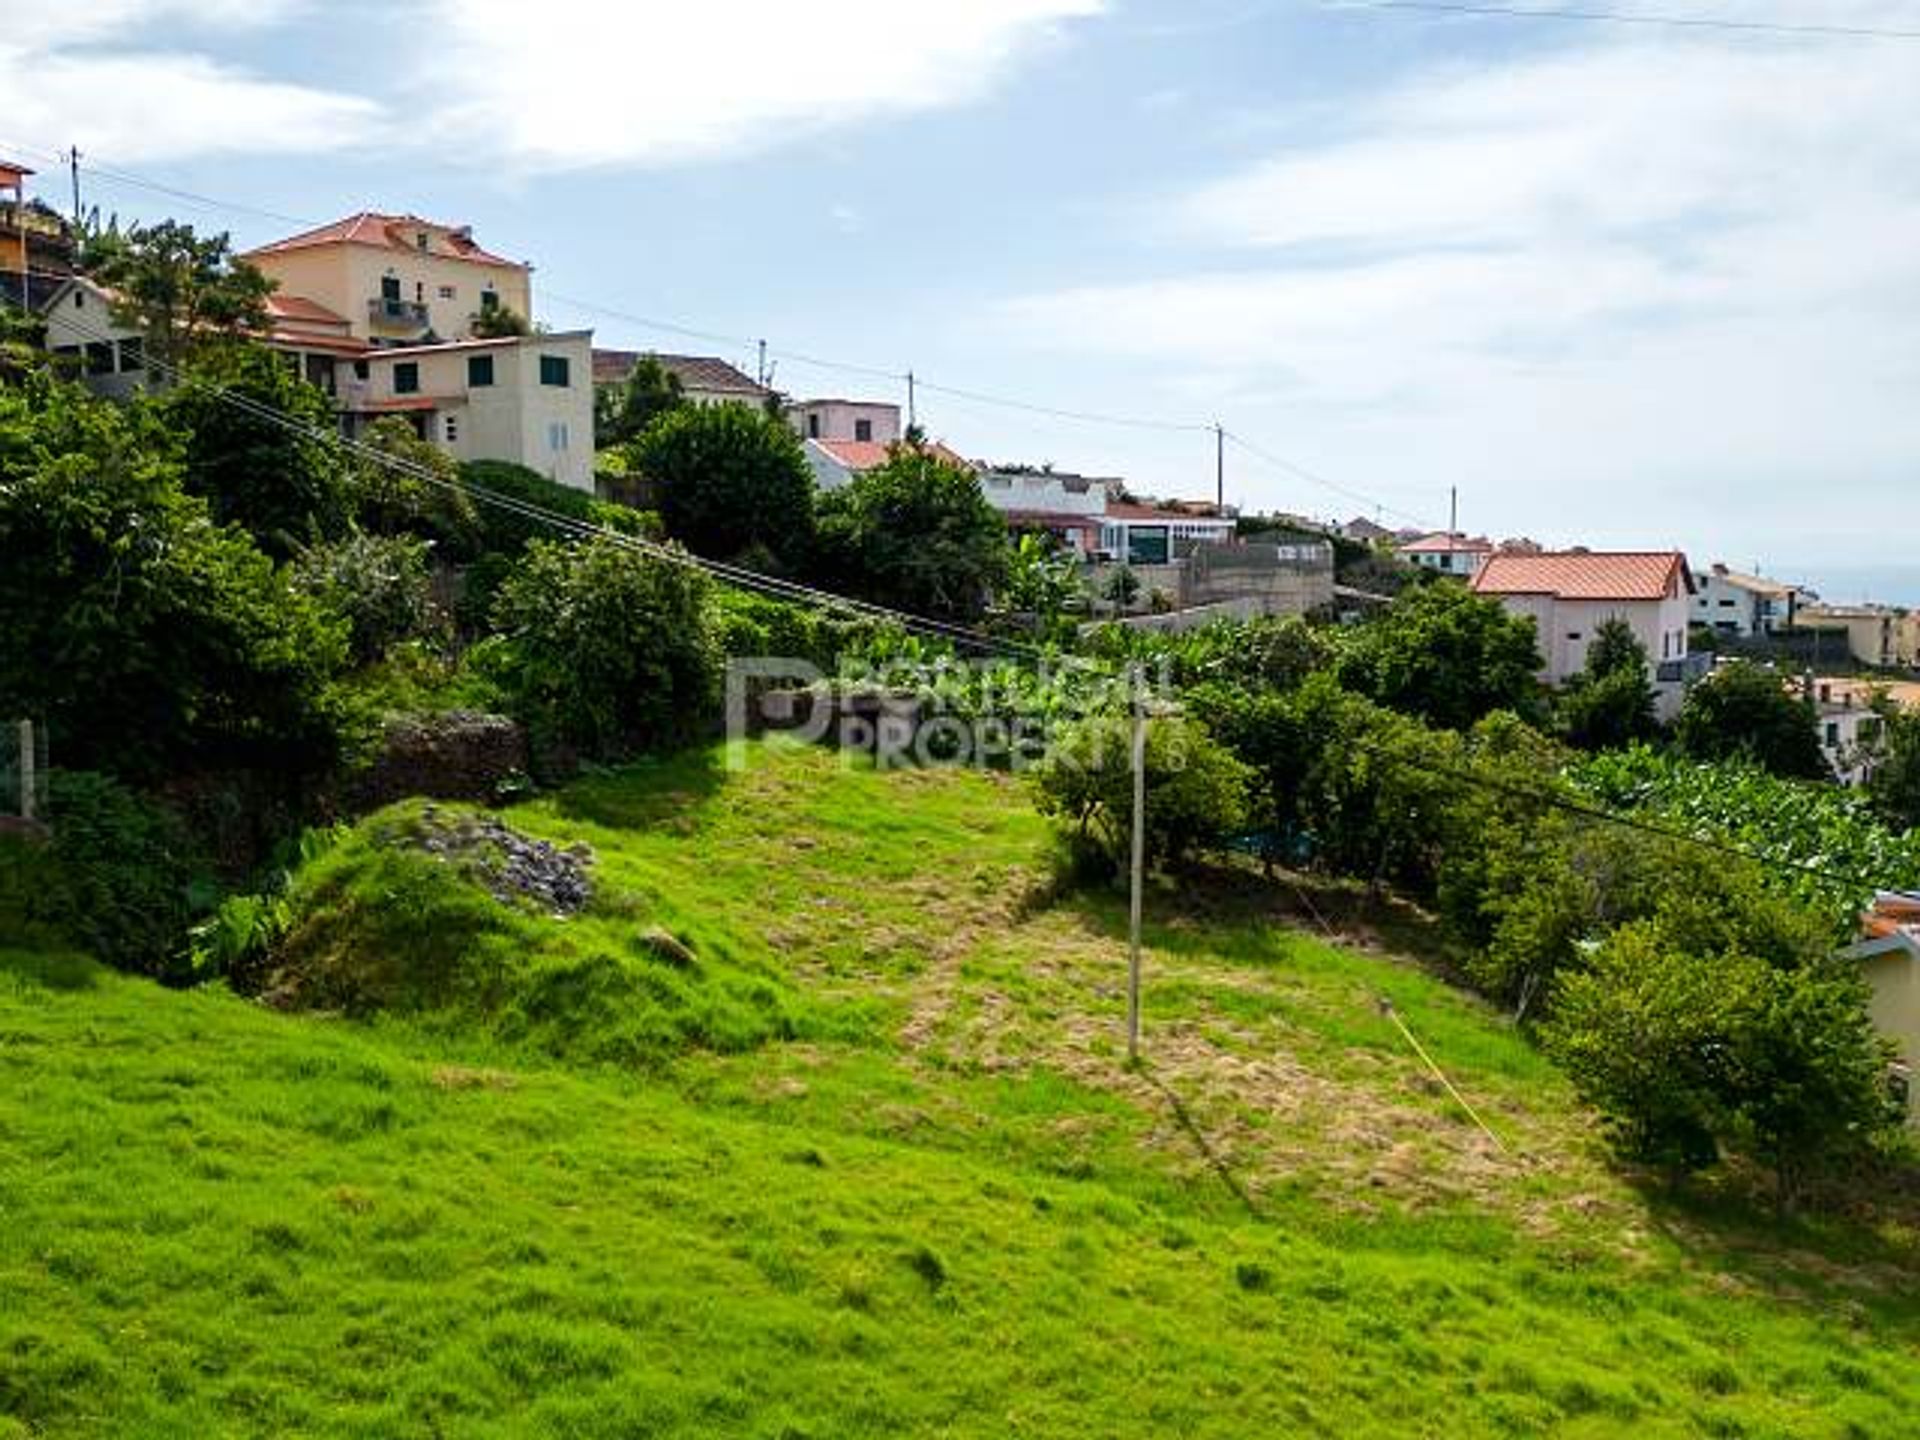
906, 370, 917, 432
756, 338, 767, 388
16, 720, 35, 822
69, 147, 82, 231
1127, 666, 1146, 1064
1448, 485, 1458, 568
1214, 422, 1224, 511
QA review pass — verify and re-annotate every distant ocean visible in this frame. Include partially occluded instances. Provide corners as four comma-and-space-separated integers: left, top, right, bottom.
1779, 564, 1920, 609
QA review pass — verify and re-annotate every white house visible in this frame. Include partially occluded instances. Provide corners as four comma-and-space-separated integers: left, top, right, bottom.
1097, 503, 1237, 566
1471, 550, 1699, 716
342, 331, 597, 491
1837, 893, 1920, 1126
788, 398, 901, 445
1692, 563, 1804, 637
1400, 531, 1494, 578
978, 468, 1119, 556
41, 276, 148, 400
802, 437, 972, 493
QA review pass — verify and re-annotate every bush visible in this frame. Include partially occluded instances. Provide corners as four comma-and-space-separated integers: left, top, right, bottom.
291, 530, 438, 664
489, 535, 717, 767
637, 403, 815, 570
1336, 582, 1545, 731
1032, 710, 1252, 877
347, 416, 480, 557
1674, 660, 1827, 780
460, 459, 655, 560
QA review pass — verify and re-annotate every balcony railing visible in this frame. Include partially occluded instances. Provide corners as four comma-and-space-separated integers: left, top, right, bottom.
368, 297, 430, 331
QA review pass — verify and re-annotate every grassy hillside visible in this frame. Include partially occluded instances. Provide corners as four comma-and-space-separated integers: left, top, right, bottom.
4, 739, 1918, 1437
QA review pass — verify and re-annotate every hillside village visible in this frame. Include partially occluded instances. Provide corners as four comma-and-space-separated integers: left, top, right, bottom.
7, 138, 1920, 1437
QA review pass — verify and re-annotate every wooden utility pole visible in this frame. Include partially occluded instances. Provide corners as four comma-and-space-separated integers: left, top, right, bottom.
906, 370, 917, 433
1127, 666, 1146, 1063
16, 720, 35, 822
69, 147, 82, 231
1214, 422, 1224, 511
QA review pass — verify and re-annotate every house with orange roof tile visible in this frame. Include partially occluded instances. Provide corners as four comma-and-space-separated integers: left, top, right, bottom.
1399, 531, 1494, 578
1471, 549, 1701, 715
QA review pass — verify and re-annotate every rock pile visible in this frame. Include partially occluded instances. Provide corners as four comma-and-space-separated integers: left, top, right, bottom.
417, 804, 594, 915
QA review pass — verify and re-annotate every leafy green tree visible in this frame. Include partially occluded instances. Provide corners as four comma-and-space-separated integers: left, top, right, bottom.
348, 415, 480, 557
1100, 564, 1141, 613
999, 532, 1081, 642
637, 402, 815, 570
595, 354, 686, 449
83, 219, 274, 368
0, 373, 347, 779
1866, 703, 1920, 833
163, 342, 354, 559
813, 442, 1009, 623
290, 531, 437, 664
1561, 618, 1659, 752
1032, 710, 1252, 877
468, 304, 531, 338
1336, 582, 1544, 730
1674, 660, 1827, 780
488, 534, 716, 766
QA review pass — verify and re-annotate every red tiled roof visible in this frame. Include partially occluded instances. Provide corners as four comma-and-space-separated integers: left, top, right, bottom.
813, 439, 970, 473
265, 292, 351, 327
1104, 502, 1235, 523
244, 213, 524, 269
361, 330, 589, 360
592, 348, 767, 396
1471, 551, 1691, 602
266, 330, 368, 355
1401, 531, 1493, 554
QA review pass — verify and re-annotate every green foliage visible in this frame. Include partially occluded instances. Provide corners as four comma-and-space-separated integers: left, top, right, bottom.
998, 533, 1083, 643
489, 535, 717, 766
1674, 660, 1828, 780
1101, 564, 1141, 610
1560, 618, 1660, 752
1865, 702, 1920, 833
163, 342, 354, 558
1337, 582, 1545, 731
812, 442, 1009, 623
0, 374, 348, 778
1031, 710, 1252, 875
594, 353, 686, 449
348, 415, 480, 557
82, 219, 275, 367
1571, 745, 1920, 931
705, 587, 891, 671
468, 304, 531, 338
1547, 922, 1896, 1204
290, 530, 438, 665
4, 772, 210, 980
638, 402, 815, 570
1088, 615, 1335, 692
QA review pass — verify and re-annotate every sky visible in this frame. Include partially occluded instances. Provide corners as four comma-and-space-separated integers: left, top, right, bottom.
4, 0, 1918, 602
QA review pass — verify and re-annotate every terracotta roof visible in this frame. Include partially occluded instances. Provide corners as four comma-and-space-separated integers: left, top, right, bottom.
1705, 564, 1795, 597
244, 213, 524, 269
266, 330, 368, 355
1104, 502, 1235, 523
1471, 551, 1691, 602
1401, 531, 1494, 555
812, 439, 970, 473
265, 293, 351, 327
592, 348, 768, 397
362, 329, 590, 360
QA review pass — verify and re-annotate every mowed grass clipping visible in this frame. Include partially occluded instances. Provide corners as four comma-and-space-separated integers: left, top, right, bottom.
4, 739, 1919, 1438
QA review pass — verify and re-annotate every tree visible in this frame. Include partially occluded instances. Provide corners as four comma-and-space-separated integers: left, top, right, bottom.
1674, 660, 1827, 780
468, 304, 531, 339
487, 534, 717, 767
636, 402, 815, 570
1032, 710, 1252, 877
1336, 582, 1545, 730
1865, 702, 1920, 833
0, 372, 347, 780
162, 342, 354, 559
594, 354, 686, 449
290, 531, 437, 664
348, 415, 480, 557
1101, 564, 1141, 614
83, 220, 274, 368
812, 442, 1010, 624
1560, 618, 1659, 752
999, 532, 1082, 643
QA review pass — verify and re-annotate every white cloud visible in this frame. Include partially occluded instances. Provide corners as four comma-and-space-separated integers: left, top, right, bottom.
413, 0, 1103, 168
997, 31, 1920, 558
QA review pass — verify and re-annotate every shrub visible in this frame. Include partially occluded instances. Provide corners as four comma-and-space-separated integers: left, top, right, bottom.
291, 530, 437, 664
347, 416, 480, 557
1674, 660, 1827, 780
1031, 710, 1252, 876
489, 535, 717, 766
637, 403, 815, 570
1336, 582, 1545, 731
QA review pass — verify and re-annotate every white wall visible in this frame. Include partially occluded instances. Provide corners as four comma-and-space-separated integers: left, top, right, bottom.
790, 400, 900, 444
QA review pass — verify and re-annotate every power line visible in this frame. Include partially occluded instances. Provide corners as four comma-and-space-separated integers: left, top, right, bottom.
1225, 430, 1435, 530
1321, 0, 1920, 41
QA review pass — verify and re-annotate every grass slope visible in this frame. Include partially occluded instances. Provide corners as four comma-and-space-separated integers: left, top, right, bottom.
4, 739, 1918, 1438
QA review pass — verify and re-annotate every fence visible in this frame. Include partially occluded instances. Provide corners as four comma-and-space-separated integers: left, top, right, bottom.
1, 719, 48, 823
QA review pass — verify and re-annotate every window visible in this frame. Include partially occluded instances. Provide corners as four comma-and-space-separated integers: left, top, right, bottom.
438, 285, 456, 300
1826, 722, 1841, 746
547, 421, 570, 452
480, 290, 499, 314
467, 353, 494, 387
85, 342, 114, 376
393, 361, 420, 394
807, 413, 821, 438
416, 232, 429, 251
854, 417, 873, 442
1567, 632, 1582, 643
539, 355, 570, 387
73, 290, 85, 308
352, 359, 369, 381
444, 414, 459, 443
415, 281, 425, 303
1719, 598, 1735, 607
303, 352, 332, 392
381, 275, 401, 301
117, 337, 143, 373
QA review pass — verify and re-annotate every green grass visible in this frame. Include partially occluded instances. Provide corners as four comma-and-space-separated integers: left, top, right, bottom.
4, 738, 1919, 1437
